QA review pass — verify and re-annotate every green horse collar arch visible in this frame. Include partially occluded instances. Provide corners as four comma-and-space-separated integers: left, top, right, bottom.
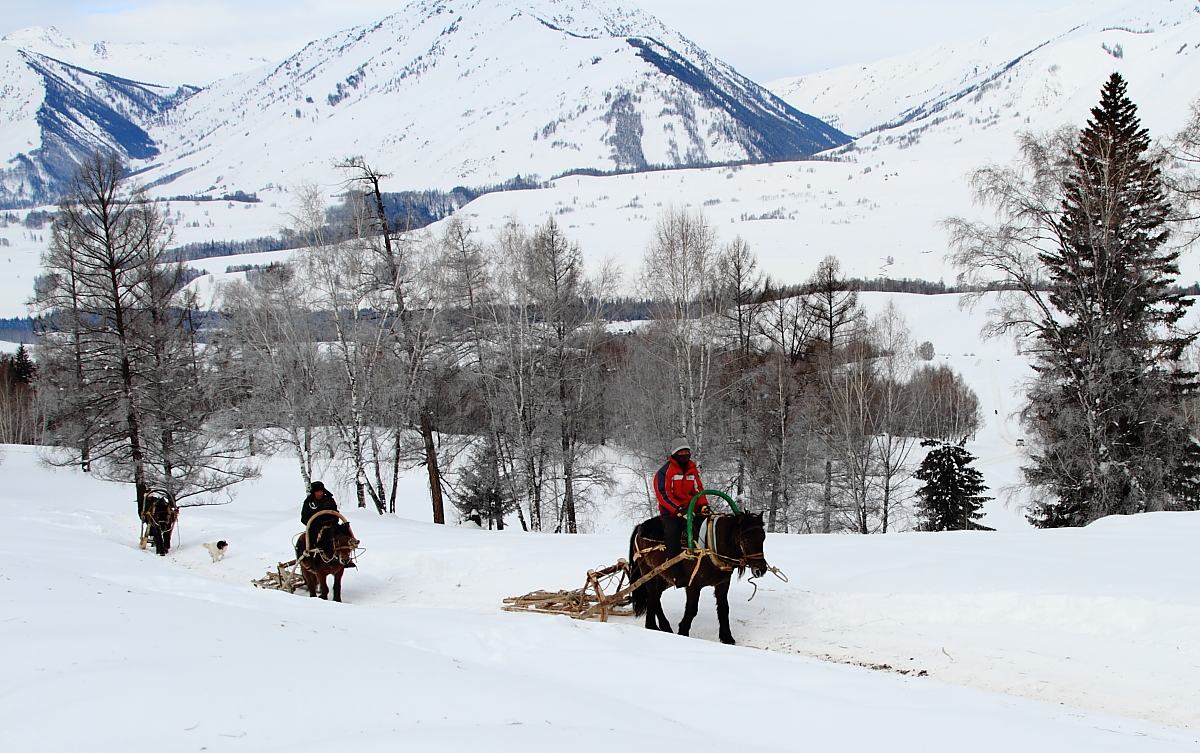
686, 489, 741, 550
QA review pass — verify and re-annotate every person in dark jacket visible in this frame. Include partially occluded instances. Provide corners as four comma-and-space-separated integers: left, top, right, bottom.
300, 481, 340, 554
653, 437, 709, 585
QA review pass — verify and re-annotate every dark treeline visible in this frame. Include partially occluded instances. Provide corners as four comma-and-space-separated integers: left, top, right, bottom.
163, 176, 543, 262
165, 235, 301, 262
374, 175, 542, 230
165, 191, 262, 203
0, 345, 37, 444
0, 317, 35, 343
551, 152, 848, 182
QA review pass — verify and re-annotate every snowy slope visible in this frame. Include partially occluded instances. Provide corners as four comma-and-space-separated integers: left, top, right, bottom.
0, 46, 183, 207
1, 442, 1198, 753
136, 0, 848, 196
0, 25, 271, 87
768, 0, 1199, 136
408, 0, 1200, 289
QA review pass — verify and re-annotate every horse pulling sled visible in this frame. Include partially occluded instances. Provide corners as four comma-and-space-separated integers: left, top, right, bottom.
252, 510, 361, 600
503, 491, 785, 635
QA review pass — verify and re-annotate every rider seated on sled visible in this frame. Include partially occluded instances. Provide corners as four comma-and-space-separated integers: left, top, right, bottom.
654, 437, 709, 585
299, 481, 353, 566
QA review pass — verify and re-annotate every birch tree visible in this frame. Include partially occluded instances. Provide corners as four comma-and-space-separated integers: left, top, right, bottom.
640, 208, 721, 454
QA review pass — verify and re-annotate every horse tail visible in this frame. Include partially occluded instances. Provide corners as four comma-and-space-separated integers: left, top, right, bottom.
629, 525, 648, 618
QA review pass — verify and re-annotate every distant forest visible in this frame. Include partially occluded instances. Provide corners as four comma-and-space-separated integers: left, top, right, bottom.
167, 176, 542, 262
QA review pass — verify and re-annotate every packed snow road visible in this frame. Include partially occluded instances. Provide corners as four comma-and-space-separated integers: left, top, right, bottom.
1, 444, 1197, 752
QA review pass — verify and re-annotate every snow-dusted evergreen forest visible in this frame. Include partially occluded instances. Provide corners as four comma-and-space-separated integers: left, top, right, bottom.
1, 0, 1199, 750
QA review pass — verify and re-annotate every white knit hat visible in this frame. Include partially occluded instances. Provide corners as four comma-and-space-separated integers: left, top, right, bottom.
669, 437, 691, 455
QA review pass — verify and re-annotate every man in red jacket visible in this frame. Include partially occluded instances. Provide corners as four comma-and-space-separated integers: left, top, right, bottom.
654, 437, 709, 585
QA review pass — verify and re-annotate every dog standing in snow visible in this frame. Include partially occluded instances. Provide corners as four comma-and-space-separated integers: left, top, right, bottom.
203, 540, 228, 562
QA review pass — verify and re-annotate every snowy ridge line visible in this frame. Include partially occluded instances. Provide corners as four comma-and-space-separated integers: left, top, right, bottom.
858, 29, 1078, 138
132, 0, 849, 197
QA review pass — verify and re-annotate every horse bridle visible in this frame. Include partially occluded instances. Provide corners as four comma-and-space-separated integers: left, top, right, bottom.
730, 517, 769, 572
306, 525, 360, 566
726, 515, 788, 599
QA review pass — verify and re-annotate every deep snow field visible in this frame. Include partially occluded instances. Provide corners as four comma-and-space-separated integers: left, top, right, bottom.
1, 437, 1198, 753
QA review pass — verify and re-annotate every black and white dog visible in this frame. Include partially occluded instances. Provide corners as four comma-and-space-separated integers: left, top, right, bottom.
203, 540, 229, 562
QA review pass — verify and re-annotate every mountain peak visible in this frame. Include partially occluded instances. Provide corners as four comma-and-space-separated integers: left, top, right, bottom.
1, 25, 81, 51
133, 0, 847, 196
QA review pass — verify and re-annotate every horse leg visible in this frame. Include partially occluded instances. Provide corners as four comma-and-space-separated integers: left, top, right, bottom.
302, 566, 318, 597
151, 525, 167, 556
643, 583, 672, 633
318, 574, 330, 600
642, 582, 660, 630
714, 578, 735, 645
677, 585, 701, 636
653, 584, 673, 632
332, 569, 343, 603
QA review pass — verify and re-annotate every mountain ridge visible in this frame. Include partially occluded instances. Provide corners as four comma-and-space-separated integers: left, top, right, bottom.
0, 46, 188, 207
133, 0, 849, 196
0, 1, 849, 207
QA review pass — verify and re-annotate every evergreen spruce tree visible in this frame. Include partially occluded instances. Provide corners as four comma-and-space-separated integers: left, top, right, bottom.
913, 440, 990, 531
12, 345, 35, 385
1024, 73, 1200, 526
452, 442, 514, 528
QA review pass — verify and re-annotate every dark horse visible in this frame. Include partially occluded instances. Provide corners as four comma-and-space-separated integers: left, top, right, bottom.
628, 512, 768, 644
139, 493, 178, 556
294, 513, 359, 602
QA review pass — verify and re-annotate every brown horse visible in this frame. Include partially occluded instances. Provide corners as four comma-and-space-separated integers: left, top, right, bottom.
628, 512, 768, 644
294, 512, 359, 602
139, 494, 178, 556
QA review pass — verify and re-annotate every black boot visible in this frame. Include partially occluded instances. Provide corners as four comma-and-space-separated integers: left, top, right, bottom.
661, 513, 686, 586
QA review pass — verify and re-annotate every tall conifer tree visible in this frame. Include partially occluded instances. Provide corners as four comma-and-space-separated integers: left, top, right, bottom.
913, 440, 990, 531
1024, 73, 1200, 526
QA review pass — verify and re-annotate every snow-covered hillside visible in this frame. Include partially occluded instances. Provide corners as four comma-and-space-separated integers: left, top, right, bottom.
1, 443, 1197, 752
396, 0, 1200, 289
0, 25, 270, 86
136, 0, 848, 196
768, 0, 1199, 136
0, 45, 184, 207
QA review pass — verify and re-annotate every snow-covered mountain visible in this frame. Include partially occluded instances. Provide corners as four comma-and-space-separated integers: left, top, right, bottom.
406, 0, 1200, 288
0, 45, 189, 207
768, 0, 1200, 137
136, 0, 849, 196
0, 26, 271, 87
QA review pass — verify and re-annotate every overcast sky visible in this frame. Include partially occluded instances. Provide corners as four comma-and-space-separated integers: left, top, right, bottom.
3, 0, 1092, 80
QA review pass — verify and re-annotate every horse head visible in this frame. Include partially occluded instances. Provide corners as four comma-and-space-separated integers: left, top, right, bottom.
306, 521, 359, 566
298, 521, 360, 602
331, 524, 360, 565
730, 511, 768, 578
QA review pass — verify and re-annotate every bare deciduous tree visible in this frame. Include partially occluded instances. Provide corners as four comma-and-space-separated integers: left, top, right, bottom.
35, 152, 256, 510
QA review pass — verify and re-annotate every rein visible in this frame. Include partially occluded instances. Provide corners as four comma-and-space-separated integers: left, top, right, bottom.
711, 515, 789, 600
745, 565, 789, 601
